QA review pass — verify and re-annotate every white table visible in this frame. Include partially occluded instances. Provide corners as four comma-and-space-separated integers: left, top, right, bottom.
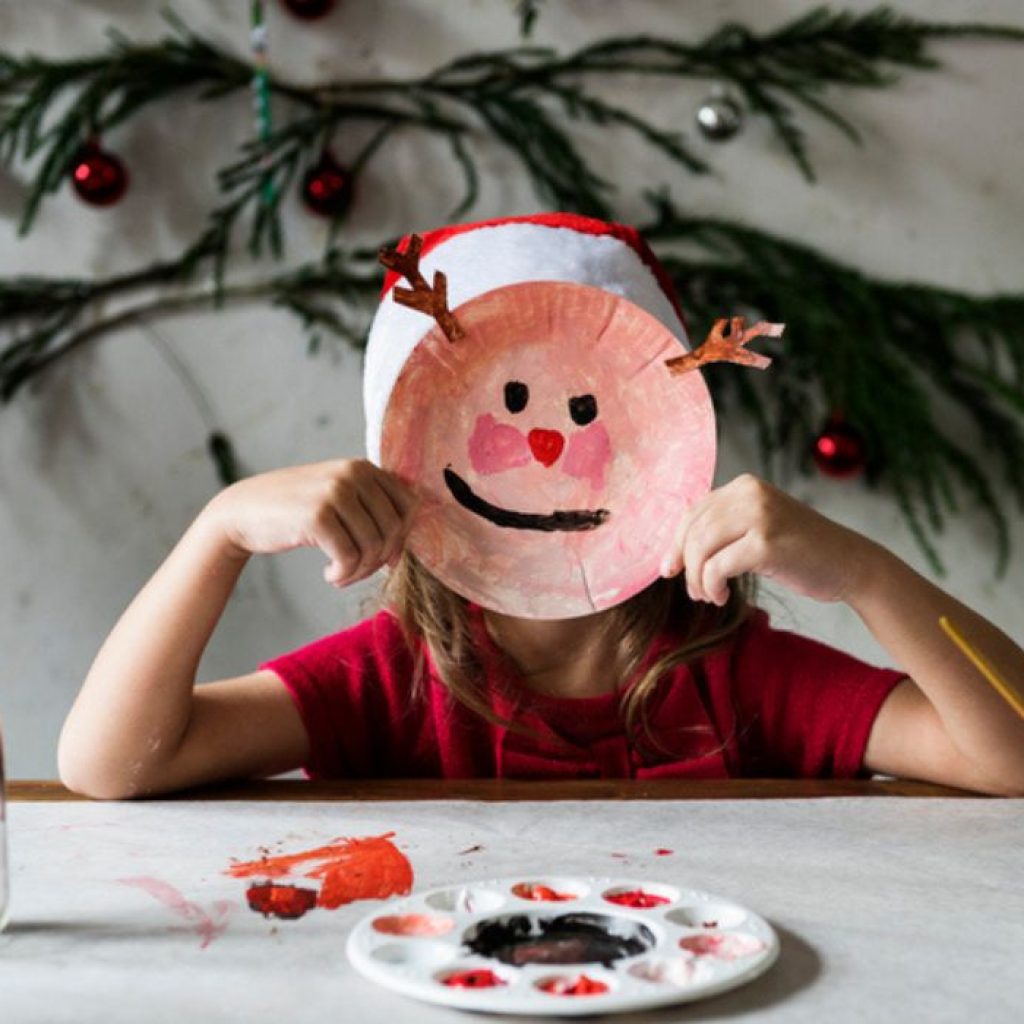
3, 783, 1022, 1022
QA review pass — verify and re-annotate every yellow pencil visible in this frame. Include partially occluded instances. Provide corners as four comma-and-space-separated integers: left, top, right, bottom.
939, 615, 1024, 720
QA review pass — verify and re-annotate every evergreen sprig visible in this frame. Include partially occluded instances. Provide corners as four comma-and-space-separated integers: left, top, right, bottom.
642, 193, 1024, 575
0, 14, 256, 234
3, 6, 1022, 262
0, 247, 381, 405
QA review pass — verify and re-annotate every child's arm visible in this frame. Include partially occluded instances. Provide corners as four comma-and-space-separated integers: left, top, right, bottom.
662, 474, 1024, 796
58, 459, 415, 799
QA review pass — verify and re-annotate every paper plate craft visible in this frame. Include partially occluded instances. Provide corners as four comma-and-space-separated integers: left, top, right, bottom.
346, 875, 779, 1016
364, 213, 783, 618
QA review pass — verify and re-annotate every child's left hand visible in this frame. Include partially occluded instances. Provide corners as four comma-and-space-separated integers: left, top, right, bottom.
660, 474, 875, 606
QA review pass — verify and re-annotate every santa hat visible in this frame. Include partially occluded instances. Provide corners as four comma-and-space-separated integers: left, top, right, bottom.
363, 212, 692, 464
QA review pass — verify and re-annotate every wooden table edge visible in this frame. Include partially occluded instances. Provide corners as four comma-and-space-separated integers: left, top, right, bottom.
7, 778, 983, 802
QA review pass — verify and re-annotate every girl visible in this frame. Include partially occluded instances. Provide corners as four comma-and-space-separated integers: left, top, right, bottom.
58, 217, 1024, 799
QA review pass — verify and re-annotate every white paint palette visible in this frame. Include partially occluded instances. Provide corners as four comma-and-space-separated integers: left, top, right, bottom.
346, 876, 779, 1015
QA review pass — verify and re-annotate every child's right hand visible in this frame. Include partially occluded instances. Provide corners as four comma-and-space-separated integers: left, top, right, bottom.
203, 459, 418, 587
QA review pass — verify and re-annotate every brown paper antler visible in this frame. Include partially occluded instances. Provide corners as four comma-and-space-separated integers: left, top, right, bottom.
664, 317, 783, 376
378, 233, 466, 342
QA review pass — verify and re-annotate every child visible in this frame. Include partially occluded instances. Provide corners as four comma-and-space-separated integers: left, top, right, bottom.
58, 215, 1024, 798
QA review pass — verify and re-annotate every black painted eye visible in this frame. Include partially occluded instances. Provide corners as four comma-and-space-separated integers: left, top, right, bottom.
569, 393, 598, 426
504, 380, 529, 414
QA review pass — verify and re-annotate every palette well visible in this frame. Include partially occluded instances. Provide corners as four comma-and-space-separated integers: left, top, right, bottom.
346, 876, 778, 1015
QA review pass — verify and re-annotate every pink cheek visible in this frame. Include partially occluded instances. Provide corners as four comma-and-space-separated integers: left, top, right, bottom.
467, 413, 532, 475
562, 421, 612, 490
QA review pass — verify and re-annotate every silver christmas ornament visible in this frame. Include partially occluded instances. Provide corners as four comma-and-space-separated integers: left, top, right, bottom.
696, 94, 744, 141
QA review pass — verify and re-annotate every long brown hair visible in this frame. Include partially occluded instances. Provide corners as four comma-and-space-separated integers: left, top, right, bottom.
380, 550, 755, 748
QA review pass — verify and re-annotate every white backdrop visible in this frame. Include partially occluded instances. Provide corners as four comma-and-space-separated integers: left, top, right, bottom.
1, 0, 1022, 778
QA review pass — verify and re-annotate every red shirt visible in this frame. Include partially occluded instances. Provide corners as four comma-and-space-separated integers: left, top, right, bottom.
259, 605, 905, 781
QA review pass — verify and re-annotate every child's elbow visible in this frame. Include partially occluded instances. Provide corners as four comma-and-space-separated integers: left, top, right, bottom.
57, 738, 143, 802
58, 762, 132, 801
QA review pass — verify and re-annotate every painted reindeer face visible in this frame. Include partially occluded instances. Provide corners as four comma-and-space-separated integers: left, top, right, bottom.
377, 234, 779, 619
380, 280, 717, 618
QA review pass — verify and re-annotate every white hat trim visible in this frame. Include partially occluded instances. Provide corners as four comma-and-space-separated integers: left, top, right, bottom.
363, 221, 689, 463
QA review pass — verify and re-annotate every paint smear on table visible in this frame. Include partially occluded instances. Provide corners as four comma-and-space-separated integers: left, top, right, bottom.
119, 876, 233, 949
227, 831, 413, 915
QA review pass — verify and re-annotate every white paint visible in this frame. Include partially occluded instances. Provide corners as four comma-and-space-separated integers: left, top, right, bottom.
1, 1, 1023, 777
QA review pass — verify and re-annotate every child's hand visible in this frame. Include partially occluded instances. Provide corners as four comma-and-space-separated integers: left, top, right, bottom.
203, 459, 418, 587
660, 474, 874, 606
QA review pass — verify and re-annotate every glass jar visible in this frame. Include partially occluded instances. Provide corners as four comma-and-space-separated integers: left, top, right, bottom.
0, 719, 8, 932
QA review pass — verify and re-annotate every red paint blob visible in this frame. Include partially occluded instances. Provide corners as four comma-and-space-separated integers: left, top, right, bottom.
539, 974, 609, 996
604, 889, 670, 909
246, 883, 317, 920
227, 832, 413, 910
511, 883, 577, 902
527, 428, 565, 466
655, 848, 674, 856
442, 969, 507, 989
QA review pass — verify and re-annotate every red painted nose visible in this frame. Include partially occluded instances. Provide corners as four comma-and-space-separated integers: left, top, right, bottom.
528, 428, 565, 467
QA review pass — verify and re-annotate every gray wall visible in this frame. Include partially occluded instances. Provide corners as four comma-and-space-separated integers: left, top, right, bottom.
2, 0, 1022, 779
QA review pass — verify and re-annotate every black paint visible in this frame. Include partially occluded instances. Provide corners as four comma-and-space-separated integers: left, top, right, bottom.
569, 393, 598, 426
504, 380, 529, 414
443, 468, 609, 532
463, 913, 655, 967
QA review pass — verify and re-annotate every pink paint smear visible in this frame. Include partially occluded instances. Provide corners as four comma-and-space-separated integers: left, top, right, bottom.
119, 876, 233, 949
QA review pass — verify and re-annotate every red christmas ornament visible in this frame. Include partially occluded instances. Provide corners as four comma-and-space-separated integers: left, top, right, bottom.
812, 414, 868, 479
280, 0, 335, 19
300, 151, 353, 218
70, 141, 128, 206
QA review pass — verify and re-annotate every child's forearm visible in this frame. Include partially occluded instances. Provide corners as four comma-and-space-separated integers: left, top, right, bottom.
58, 500, 248, 798
848, 540, 1024, 786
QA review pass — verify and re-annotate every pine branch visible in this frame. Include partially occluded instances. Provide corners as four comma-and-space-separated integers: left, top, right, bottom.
3, 5, 1021, 254
552, 9, 1024, 179
0, 251, 381, 401
0, 13, 257, 234
642, 192, 1024, 574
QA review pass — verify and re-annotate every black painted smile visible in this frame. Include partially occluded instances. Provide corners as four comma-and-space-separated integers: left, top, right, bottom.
443, 467, 609, 532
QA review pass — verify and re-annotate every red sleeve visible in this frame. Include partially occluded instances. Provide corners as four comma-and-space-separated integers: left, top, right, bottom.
730, 609, 907, 779
258, 610, 420, 780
